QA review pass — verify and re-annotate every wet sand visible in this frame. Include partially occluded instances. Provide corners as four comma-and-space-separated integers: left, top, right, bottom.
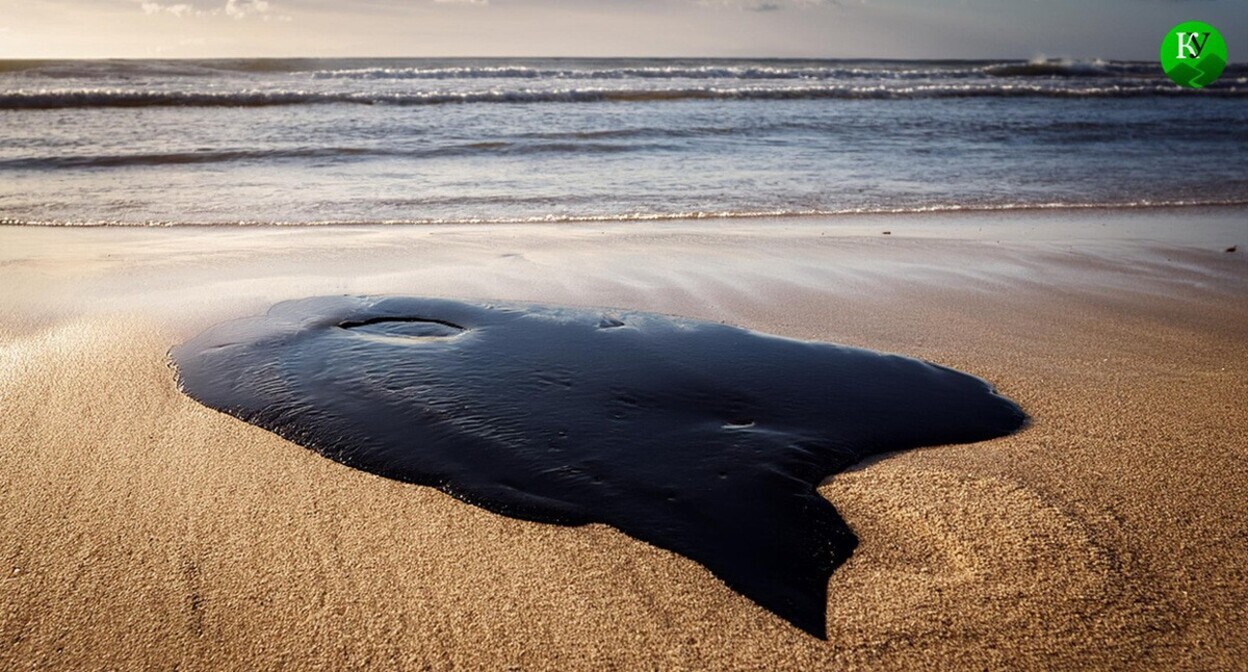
1, 208, 1246, 669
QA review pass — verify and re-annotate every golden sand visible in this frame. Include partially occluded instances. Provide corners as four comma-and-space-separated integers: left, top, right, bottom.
1, 212, 1245, 669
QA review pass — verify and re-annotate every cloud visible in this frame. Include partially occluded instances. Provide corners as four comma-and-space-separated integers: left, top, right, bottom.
433, 0, 489, 4
224, 0, 271, 18
140, 1, 198, 16
697, 0, 843, 10
135, 0, 279, 20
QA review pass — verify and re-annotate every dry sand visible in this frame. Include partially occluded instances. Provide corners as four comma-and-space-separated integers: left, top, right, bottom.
0, 209, 1245, 670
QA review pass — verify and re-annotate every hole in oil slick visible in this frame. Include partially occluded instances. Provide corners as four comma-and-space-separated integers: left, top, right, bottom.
171, 295, 1027, 638
339, 317, 465, 343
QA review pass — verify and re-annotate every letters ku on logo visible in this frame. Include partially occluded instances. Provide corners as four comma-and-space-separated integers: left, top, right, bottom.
1160, 21, 1228, 89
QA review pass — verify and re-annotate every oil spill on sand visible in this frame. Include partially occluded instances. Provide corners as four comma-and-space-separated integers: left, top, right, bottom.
172, 296, 1027, 637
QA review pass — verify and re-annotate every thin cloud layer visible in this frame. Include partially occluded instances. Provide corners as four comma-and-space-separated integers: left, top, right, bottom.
1, 0, 1244, 59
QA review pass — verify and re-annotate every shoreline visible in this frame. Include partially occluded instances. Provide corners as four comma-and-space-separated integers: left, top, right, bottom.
1, 209, 1246, 669
2, 206, 1243, 342
3, 200, 1248, 230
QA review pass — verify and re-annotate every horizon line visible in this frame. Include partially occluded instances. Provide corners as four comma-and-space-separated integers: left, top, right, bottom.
0, 55, 1163, 63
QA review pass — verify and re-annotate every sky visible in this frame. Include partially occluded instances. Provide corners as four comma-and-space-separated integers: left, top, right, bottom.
0, 0, 1245, 60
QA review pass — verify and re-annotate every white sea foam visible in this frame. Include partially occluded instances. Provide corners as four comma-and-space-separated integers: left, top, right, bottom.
6, 200, 1246, 228
1, 82, 1242, 109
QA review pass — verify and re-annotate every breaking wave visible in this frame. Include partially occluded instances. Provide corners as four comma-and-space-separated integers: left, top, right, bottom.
2, 83, 1243, 109
5, 199, 1246, 228
0, 141, 657, 169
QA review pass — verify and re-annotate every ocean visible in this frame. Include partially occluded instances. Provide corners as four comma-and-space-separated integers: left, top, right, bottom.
1, 57, 1245, 226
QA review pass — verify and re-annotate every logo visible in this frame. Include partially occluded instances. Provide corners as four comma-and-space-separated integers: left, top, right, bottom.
1160, 21, 1227, 88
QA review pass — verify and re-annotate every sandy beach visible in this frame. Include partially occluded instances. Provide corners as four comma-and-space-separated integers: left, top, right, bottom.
1, 208, 1245, 670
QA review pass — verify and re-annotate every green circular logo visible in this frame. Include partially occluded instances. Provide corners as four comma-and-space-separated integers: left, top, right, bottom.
1160, 21, 1227, 88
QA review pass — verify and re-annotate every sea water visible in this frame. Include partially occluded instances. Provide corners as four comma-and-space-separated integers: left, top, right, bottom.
1, 57, 1245, 225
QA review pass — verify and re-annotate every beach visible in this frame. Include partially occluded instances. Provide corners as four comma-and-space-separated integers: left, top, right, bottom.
1, 208, 1244, 669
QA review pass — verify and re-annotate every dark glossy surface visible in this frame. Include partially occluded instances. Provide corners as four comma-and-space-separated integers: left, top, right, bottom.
172, 296, 1027, 637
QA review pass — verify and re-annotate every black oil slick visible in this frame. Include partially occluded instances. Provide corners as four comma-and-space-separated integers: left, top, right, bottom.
172, 296, 1026, 638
